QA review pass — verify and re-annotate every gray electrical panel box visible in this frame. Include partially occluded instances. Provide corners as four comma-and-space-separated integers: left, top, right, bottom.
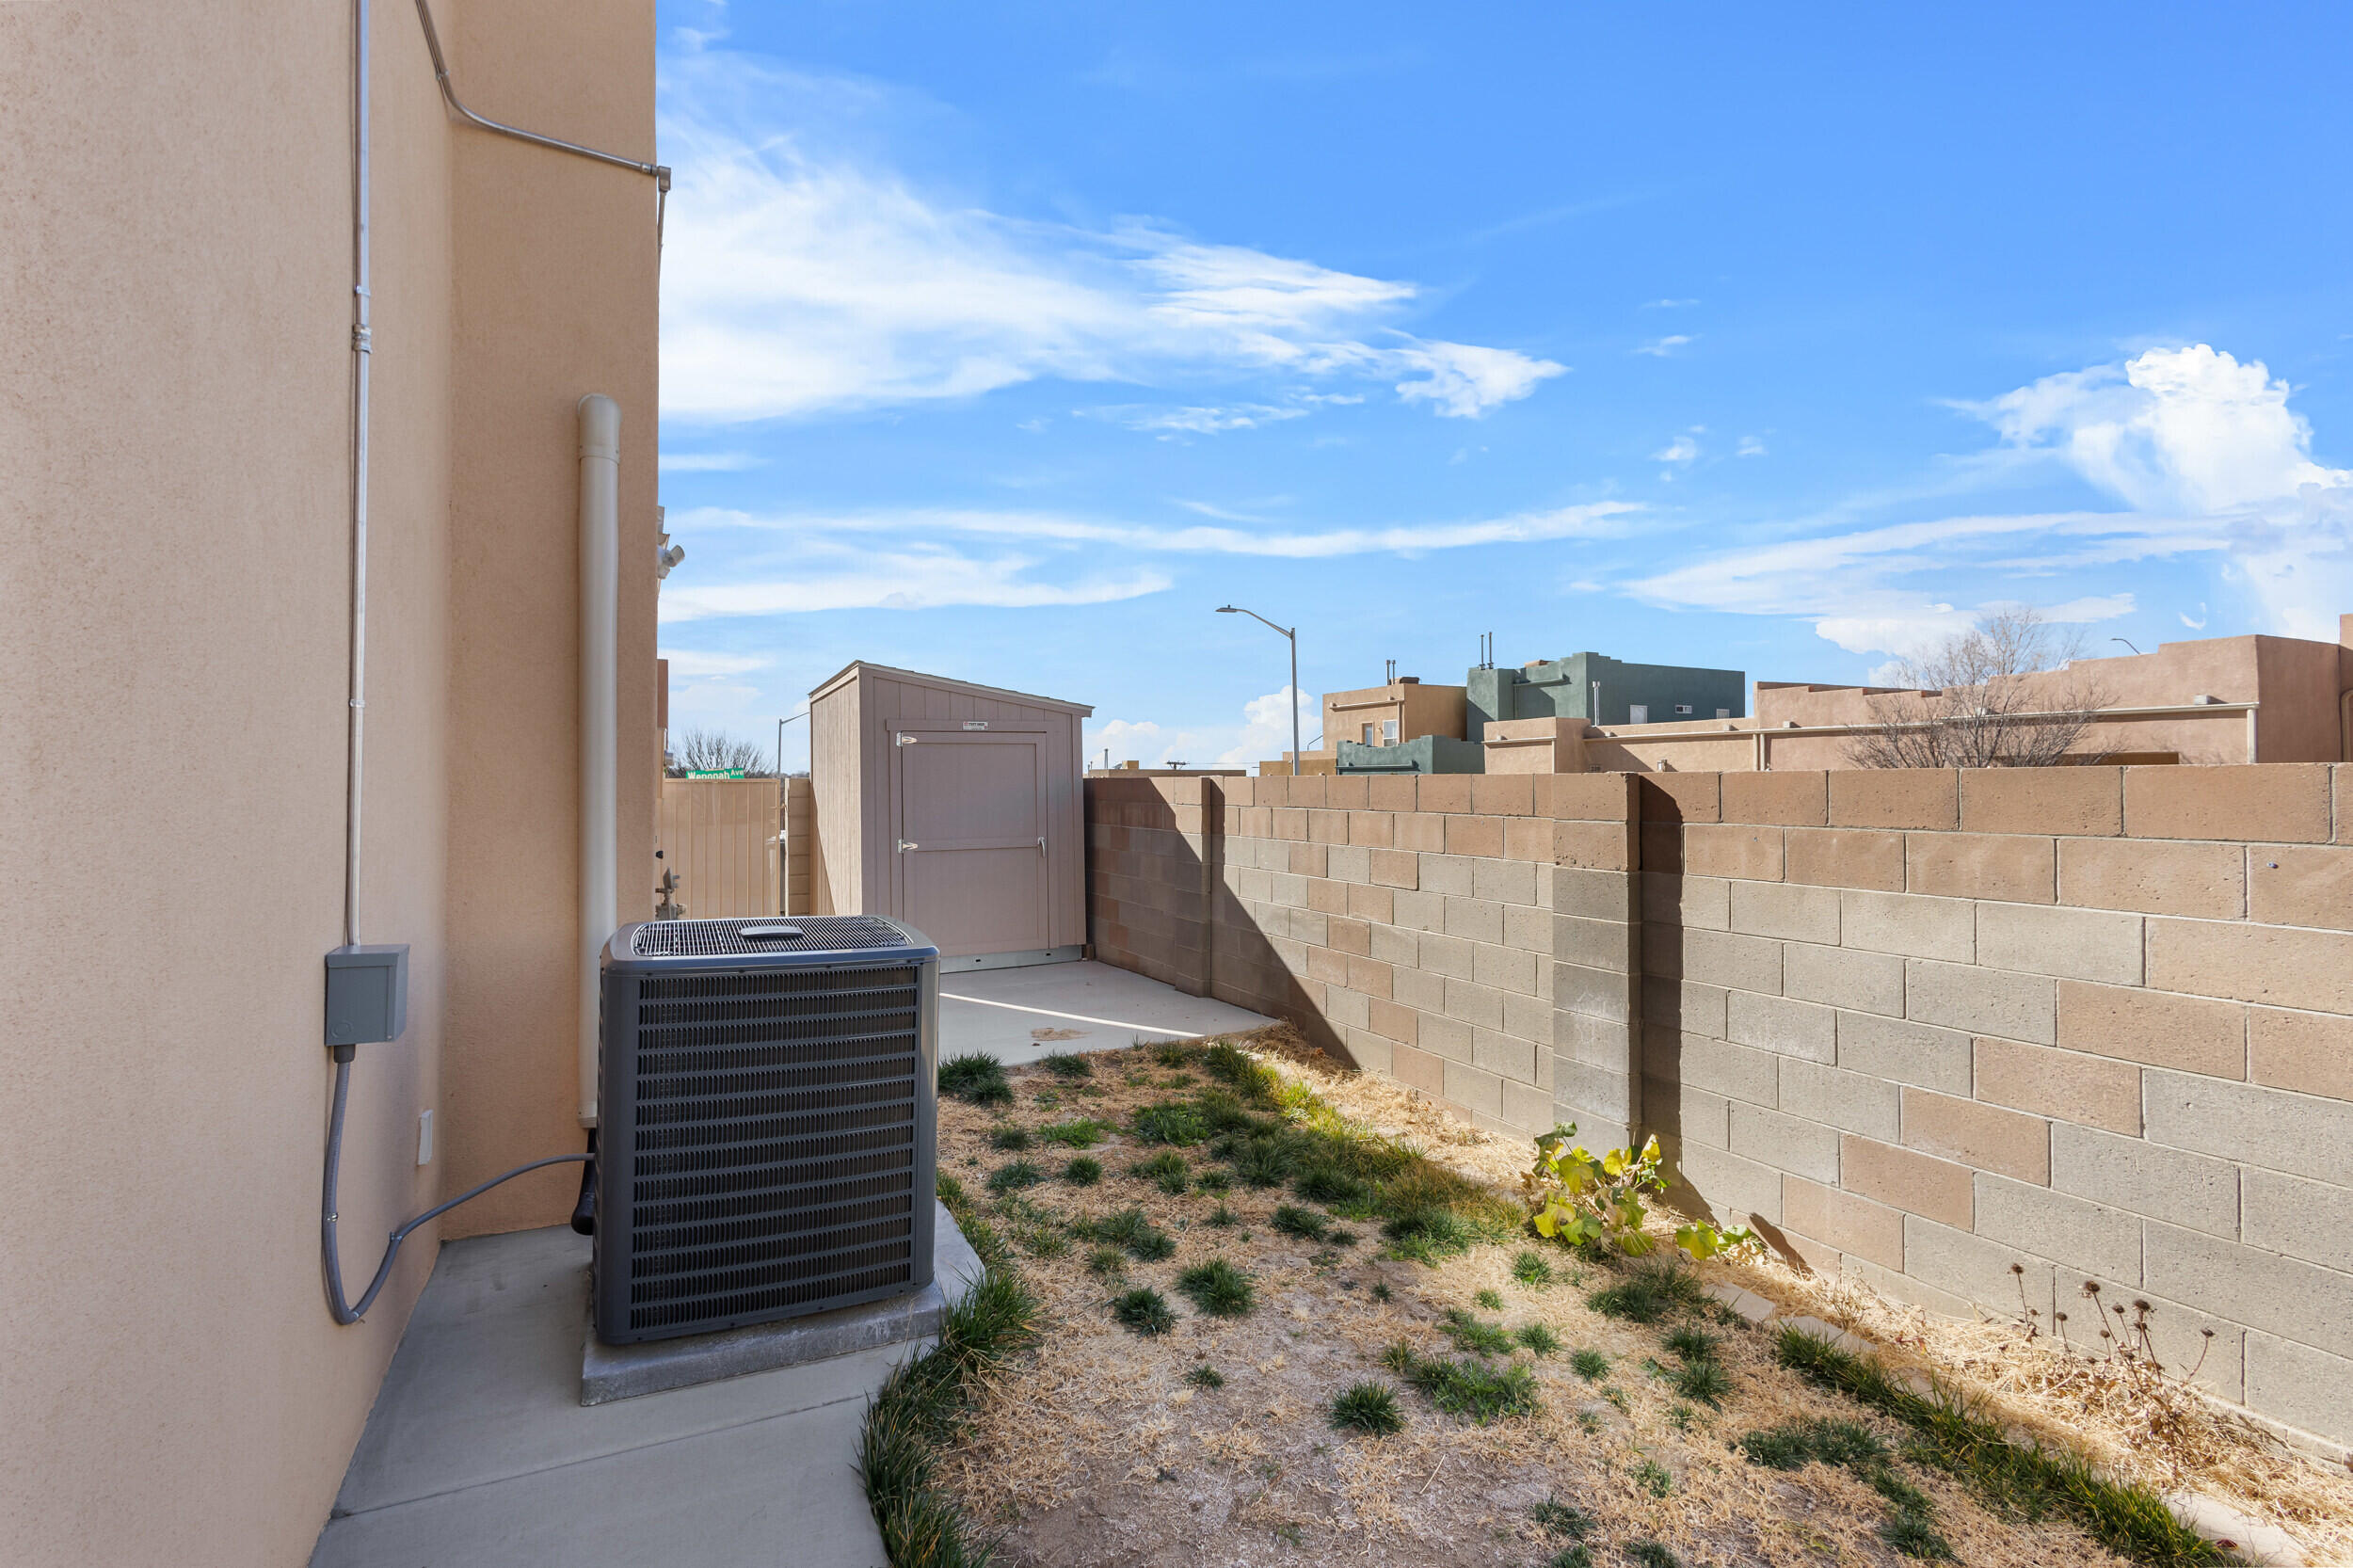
325, 944, 410, 1046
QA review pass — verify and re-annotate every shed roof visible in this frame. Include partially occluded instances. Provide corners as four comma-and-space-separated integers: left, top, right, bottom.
808, 660, 1095, 716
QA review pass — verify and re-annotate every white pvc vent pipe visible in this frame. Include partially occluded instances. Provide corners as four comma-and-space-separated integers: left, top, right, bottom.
578, 394, 620, 1128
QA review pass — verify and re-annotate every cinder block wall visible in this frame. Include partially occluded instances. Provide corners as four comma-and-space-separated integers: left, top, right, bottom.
1084, 762, 2353, 1448
1636, 763, 2353, 1446
1088, 773, 1641, 1144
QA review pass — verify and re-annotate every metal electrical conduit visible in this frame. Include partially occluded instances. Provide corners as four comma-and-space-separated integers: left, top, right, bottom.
325, 0, 663, 1321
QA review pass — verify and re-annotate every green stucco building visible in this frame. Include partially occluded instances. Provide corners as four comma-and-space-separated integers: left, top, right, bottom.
1465, 653, 1746, 738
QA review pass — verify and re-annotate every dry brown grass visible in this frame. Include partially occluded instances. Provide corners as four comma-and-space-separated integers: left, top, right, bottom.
930, 1030, 2201, 1566
1721, 1250, 2353, 1563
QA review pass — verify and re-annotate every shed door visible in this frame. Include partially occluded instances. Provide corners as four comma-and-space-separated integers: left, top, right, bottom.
891, 730, 1048, 957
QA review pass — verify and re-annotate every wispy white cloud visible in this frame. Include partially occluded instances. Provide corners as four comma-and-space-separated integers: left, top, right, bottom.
1084, 403, 1309, 436
1652, 434, 1699, 464
675, 500, 1641, 560
1737, 436, 1768, 457
658, 539, 1171, 622
660, 648, 772, 677
1641, 298, 1699, 310
658, 452, 765, 472
1629, 511, 2185, 657
1636, 335, 1693, 358
1632, 344, 2351, 657
658, 52, 1565, 423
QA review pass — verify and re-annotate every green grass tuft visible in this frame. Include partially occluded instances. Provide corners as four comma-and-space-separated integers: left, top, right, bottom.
1085, 1244, 1125, 1277
1512, 1250, 1555, 1288
1669, 1357, 1732, 1407
1585, 1260, 1705, 1323
1062, 1156, 1101, 1186
1625, 1542, 1682, 1568
1544, 1548, 1593, 1568
1131, 1150, 1190, 1193
1040, 1051, 1092, 1080
986, 1160, 1043, 1194
1513, 1323, 1560, 1356
1035, 1119, 1105, 1148
1207, 1203, 1236, 1227
1272, 1204, 1334, 1242
1184, 1365, 1225, 1390
1570, 1347, 1610, 1381
1112, 1288, 1175, 1336
1529, 1497, 1593, 1538
856, 1181, 1037, 1568
1230, 1136, 1295, 1188
1131, 1101, 1210, 1145
1632, 1458, 1673, 1497
1769, 1327, 2223, 1567
937, 1053, 1012, 1106
1201, 1040, 1284, 1107
1176, 1258, 1256, 1317
1474, 1288, 1504, 1311
1071, 1206, 1175, 1261
1294, 1165, 1370, 1206
1195, 1169, 1231, 1192
1386, 1344, 1540, 1423
1328, 1381, 1405, 1435
1881, 1509, 1957, 1560
1151, 1040, 1196, 1068
988, 1126, 1032, 1151
1663, 1325, 1721, 1364
1439, 1308, 1513, 1356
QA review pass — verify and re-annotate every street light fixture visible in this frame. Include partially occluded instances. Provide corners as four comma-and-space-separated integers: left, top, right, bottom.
1216, 604, 1300, 776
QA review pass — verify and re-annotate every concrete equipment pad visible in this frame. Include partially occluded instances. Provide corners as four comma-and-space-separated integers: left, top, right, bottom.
938, 959, 1273, 1067
582, 1202, 983, 1404
312, 1224, 918, 1568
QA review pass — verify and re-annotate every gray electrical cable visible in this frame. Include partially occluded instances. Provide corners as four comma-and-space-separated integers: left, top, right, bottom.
321, 1051, 588, 1324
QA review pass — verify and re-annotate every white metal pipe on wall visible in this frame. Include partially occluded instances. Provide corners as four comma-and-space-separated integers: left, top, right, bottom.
344, 0, 374, 947
578, 394, 621, 1128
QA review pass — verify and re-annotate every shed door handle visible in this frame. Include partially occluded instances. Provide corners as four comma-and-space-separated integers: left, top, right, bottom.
898, 840, 919, 852
1037, 836, 1047, 854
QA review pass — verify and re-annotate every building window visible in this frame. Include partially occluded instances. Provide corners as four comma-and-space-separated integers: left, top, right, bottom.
1627, 704, 1649, 724
1674, 703, 1693, 716
1361, 723, 1376, 744
1382, 719, 1399, 744
1715, 709, 1731, 719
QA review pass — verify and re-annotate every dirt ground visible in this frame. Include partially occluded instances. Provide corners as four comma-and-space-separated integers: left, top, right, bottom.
930, 1032, 2209, 1568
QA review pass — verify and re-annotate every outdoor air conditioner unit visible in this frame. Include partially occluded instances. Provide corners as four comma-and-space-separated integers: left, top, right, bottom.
593, 915, 940, 1345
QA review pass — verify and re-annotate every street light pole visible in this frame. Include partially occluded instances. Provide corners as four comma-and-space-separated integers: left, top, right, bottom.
1216, 604, 1300, 776
775, 709, 809, 776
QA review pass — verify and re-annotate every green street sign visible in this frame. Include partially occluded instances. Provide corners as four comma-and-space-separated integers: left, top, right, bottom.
685, 768, 746, 779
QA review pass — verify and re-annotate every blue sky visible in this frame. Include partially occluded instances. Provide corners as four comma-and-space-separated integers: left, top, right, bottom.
650, 2, 2353, 772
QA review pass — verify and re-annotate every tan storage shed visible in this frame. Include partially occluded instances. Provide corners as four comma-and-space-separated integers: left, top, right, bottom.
808, 662, 1092, 969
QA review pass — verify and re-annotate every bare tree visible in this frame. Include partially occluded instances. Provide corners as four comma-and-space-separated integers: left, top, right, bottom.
1845, 609, 2115, 768
668, 726, 769, 776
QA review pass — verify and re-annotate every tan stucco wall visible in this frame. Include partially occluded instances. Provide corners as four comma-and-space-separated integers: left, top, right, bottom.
439, 0, 660, 1239
1322, 680, 1467, 746
0, 1, 655, 1561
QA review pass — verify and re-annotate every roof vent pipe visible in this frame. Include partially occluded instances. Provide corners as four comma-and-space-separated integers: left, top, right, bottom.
578, 394, 620, 1128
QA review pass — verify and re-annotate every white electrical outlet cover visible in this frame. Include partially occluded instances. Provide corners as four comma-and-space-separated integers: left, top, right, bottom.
417, 1108, 435, 1166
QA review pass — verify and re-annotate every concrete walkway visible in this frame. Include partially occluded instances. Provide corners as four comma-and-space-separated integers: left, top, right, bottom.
311, 959, 1266, 1568
939, 958, 1272, 1067
310, 1226, 907, 1568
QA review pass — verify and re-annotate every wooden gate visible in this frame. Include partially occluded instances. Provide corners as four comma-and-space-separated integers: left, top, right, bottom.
656, 776, 782, 919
